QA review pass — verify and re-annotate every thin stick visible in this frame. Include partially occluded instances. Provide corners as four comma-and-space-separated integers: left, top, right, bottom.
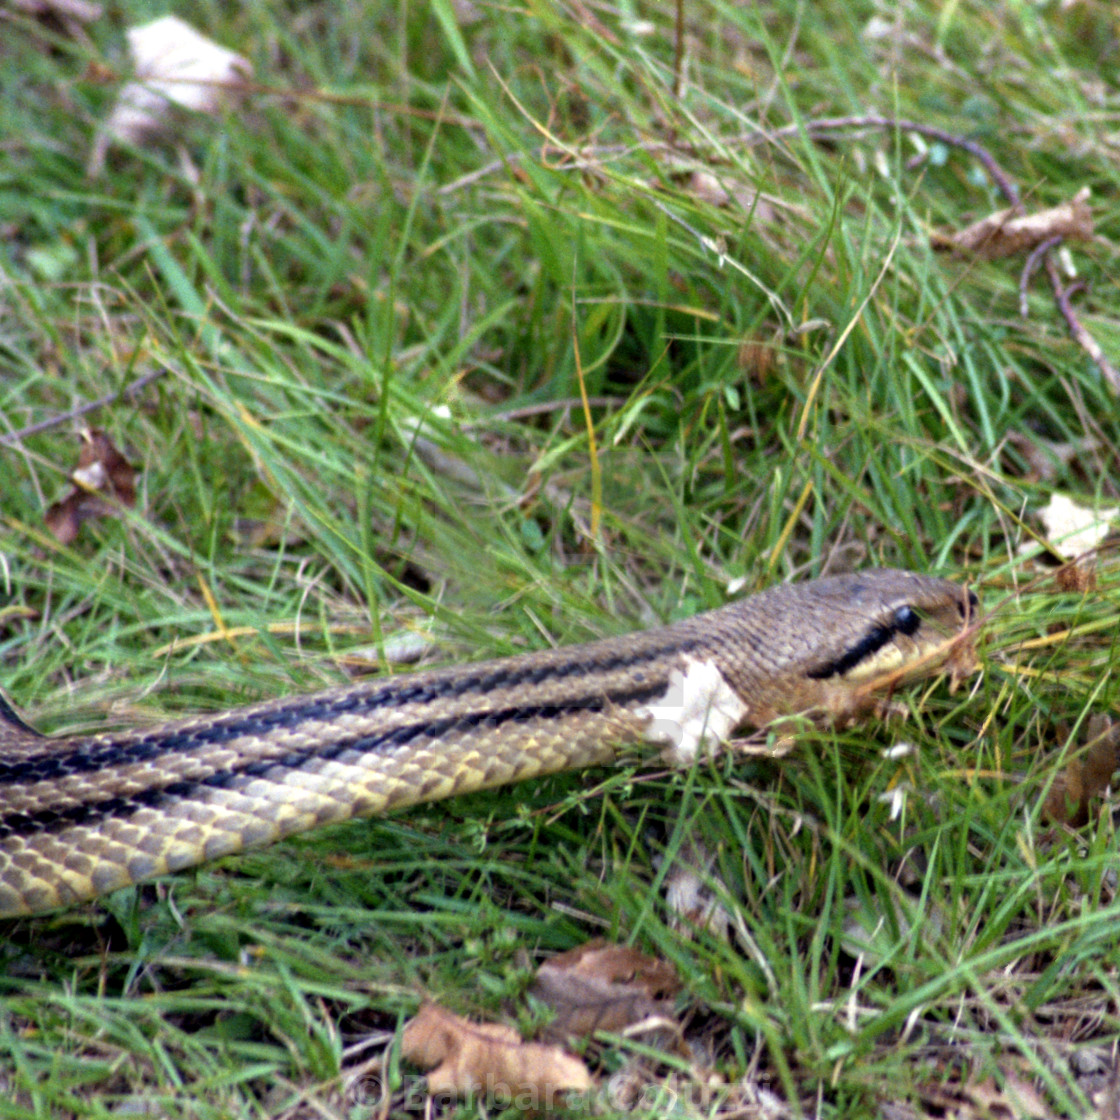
757, 114, 1021, 204
1020, 235, 1062, 318
760, 114, 1120, 391
1044, 256, 1120, 394
673, 0, 685, 100
465, 396, 623, 426
0, 369, 165, 447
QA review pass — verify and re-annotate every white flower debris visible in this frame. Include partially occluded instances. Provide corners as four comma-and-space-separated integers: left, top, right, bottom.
90, 17, 252, 174
876, 784, 911, 822
663, 839, 731, 940
880, 742, 916, 761
641, 655, 748, 765
1035, 493, 1118, 561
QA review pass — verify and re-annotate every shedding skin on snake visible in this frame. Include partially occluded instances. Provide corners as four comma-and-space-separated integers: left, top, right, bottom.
0, 569, 977, 918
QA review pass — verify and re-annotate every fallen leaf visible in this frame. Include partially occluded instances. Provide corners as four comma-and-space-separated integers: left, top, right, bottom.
931, 187, 1093, 259
1036, 493, 1118, 560
1027, 492, 1117, 588
920, 1069, 1051, 1119
640, 654, 748, 765
968, 1072, 1050, 1119
1043, 716, 1120, 828
1006, 430, 1101, 484
401, 1003, 592, 1107
684, 171, 777, 220
530, 940, 681, 1044
842, 894, 945, 965
1053, 561, 1097, 594
661, 839, 733, 941
686, 169, 731, 208
44, 429, 137, 545
89, 16, 252, 174
737, 334, 779, 385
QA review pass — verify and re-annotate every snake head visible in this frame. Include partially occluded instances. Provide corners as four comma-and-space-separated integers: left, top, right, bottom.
803, 571, 978, 687
706, 569, 980, 729
797, 569, 980, 723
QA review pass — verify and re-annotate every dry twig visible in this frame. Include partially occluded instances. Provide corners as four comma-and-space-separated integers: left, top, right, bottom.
753, 114, 1117, 392
0, 369, 165, 448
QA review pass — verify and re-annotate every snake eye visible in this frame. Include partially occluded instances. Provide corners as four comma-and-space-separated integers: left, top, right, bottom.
893, 605, 920, 635
957, 590, 979, 620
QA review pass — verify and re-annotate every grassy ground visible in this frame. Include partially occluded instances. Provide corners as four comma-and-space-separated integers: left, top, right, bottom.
2, 0, 1120, 1116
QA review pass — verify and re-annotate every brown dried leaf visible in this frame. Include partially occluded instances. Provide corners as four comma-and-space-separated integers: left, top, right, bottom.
546, 940, 681, 996
737, 335, 778, 385
1055, 561, 1097, 594
687, 169, 732, 207
920, 1068, 1051, 1119
44, 430, 137, 545
932, 187, 1093, 259
967, 1073, 1050, 1118
530, 939, 681, 1044
1005, 431, 1100, 484
401, 1003, 592, 1105
684, 171, 777, 221
661, 838, 733, 940
1043, 716, 1120, 827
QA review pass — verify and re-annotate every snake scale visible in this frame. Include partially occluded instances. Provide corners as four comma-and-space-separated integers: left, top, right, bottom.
0, 569, 976, 918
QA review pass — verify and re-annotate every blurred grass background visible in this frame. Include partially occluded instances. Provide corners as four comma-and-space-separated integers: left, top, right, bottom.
1, 0, 1119, 1116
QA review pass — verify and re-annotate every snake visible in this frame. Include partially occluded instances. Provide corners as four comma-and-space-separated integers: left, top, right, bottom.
0, 569, 976, 918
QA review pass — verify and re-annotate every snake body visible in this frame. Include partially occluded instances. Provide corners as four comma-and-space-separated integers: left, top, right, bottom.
0, 569, 975, 917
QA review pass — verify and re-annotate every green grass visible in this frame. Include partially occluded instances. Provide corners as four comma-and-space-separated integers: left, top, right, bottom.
2, 0, 1120, 1116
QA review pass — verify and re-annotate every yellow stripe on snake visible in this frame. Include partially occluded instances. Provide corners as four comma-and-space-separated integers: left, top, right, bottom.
0, 569, 977, 917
